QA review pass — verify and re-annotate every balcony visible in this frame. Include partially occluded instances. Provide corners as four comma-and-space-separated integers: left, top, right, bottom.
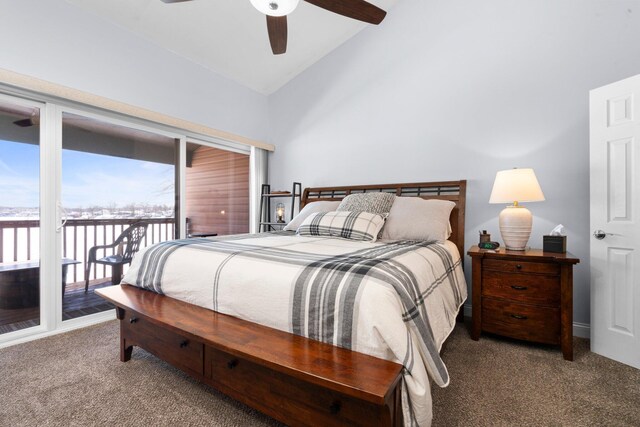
0, 218, 175, 333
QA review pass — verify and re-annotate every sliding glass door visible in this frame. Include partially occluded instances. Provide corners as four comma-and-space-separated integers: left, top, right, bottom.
60, 111, 179, 322
0, 96, 44, 338
0, 93, 256, 346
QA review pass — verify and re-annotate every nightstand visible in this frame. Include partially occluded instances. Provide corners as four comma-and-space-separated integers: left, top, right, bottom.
467, 245, 580, 360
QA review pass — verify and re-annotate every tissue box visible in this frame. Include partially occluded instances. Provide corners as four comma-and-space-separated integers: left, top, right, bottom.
543, 235, 566, 253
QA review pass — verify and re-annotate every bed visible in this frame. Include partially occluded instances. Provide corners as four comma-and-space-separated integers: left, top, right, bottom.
97, 181, 467, 427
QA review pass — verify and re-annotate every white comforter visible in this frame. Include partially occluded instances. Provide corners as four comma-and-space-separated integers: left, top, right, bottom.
122, 232, 467, 426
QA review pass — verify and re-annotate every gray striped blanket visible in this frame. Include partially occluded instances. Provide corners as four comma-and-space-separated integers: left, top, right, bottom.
122, 232, 467, 426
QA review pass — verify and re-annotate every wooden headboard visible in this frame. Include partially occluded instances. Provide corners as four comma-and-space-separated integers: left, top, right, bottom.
301, 180, 467, 257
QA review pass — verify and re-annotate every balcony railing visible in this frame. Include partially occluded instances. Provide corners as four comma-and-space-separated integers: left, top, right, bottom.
0, 218, 175, 286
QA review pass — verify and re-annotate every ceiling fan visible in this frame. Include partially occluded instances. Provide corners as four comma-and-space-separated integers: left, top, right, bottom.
160, 0, 387, 55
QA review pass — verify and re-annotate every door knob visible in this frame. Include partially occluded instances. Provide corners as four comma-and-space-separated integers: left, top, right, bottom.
593, 230, 609, 240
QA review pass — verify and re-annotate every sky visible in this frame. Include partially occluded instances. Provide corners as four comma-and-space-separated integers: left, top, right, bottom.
0, 139, 174, 209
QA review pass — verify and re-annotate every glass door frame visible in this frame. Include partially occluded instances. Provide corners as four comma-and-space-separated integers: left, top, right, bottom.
0, 93, 54, 346
55, 105, 187, 328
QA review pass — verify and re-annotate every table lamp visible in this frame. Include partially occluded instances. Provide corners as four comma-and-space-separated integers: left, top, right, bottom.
276, 203, 285, 223
489, 168, 545, 251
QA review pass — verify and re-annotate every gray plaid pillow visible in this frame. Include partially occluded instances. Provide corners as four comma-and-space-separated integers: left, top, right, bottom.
296, 211, 386, 242
336, 192, 396, 216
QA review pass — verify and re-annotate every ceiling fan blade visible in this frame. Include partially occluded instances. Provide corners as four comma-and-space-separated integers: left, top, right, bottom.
160, 0, 192, 3
13, 118, 34, 128
266, 15, 288, 55
304, 0, 386, 24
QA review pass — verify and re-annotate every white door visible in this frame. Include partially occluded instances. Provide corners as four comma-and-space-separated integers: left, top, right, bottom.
590, 74, 640, 369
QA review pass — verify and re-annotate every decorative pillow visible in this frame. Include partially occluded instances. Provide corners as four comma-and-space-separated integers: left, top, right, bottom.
336, 192, 396, 216
381, 197, 455, 242
296, 211, 386, 242
283, 201, 341, 231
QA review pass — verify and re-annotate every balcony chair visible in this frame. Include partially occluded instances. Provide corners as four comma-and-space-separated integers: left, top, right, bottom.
84, 222, 148, 292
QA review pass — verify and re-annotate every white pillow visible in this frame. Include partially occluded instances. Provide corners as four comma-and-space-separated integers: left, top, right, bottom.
296, 211, 386, 242
283, 201, 341, 231
381, 197, 455, 242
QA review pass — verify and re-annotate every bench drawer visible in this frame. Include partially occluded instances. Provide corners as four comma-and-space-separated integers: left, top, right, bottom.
121, 310, 204, 376
204, 346, 386, 427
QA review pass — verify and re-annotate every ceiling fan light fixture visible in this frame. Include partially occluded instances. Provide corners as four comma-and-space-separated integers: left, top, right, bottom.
250, 0, 300, 17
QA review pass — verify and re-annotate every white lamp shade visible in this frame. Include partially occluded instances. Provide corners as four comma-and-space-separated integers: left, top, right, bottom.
250, 0, 300, 16
489, 168, 545, 204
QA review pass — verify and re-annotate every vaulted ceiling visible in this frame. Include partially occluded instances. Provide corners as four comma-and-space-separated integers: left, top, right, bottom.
65, 0, 398, 95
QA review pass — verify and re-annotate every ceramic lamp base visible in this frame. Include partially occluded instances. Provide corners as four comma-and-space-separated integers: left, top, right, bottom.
498, 205, 532, 251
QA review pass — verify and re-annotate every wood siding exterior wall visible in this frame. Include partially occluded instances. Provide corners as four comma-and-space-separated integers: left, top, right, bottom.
185, 146, 250, 236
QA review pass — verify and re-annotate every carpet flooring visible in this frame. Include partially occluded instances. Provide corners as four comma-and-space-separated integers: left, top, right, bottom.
0, 320, 638, 426
433, 325, 640, 426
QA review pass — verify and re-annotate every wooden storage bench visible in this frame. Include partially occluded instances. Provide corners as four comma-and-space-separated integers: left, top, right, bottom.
97, 285, 403, 426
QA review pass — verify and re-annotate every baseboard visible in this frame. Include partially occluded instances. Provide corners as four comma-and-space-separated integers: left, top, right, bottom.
462, 304, 590, 339
463, 303, 472, 318
572, 322, 590, 339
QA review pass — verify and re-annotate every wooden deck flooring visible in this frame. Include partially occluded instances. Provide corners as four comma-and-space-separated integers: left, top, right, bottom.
0, 281, 114, 335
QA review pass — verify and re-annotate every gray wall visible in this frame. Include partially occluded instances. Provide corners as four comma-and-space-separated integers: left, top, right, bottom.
268, 0, 640, 326
0, 0, 269, 141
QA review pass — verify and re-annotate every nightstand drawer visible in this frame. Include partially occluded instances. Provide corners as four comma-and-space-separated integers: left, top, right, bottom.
483, 259, 559, 275
482, 298, 560, 345
482, 271, 560, 306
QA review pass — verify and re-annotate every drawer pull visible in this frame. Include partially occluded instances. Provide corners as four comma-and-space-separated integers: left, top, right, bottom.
329, 401, 341, 415
510, 314, 528, 320
510, 285, 528, 291
515, 264, 522, 270
179, 340, 189, 348
227, 359, 239, 369
129, 317, 138, 324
